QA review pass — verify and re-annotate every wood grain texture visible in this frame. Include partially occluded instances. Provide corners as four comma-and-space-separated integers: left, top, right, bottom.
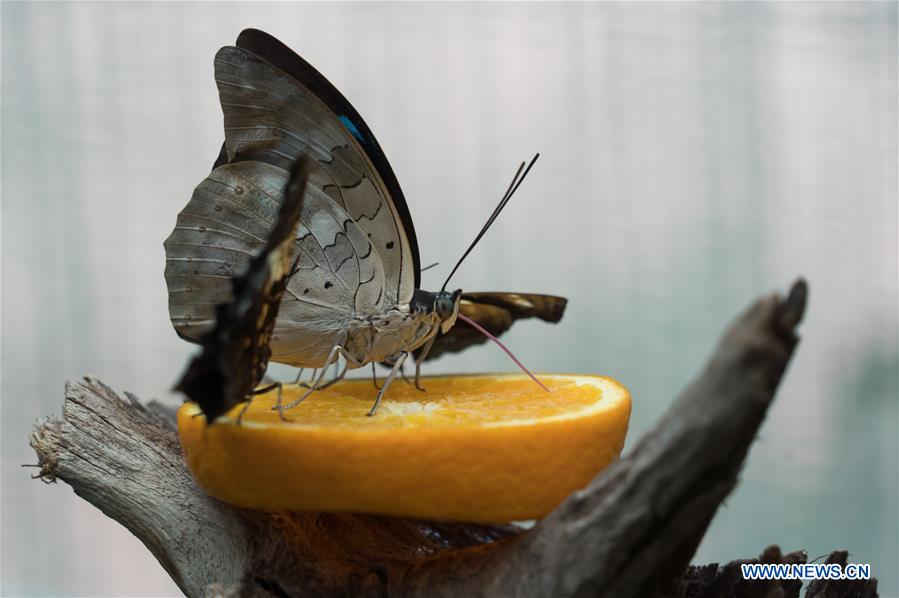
28, 279, 879, 597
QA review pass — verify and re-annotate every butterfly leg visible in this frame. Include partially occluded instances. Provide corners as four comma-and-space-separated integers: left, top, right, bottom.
298, 368, 320, 389
276, 345, 360, 413
371, 362, 381, 390
253, 382, 282, 395
236, 400, 253, 425
368, 352, 409, 417
413, 335, 437, 392
376, 362, 407, 385
280, 351, 340, 410
291, 368, 305, 385
240, 382, 286, 424
312, 361, 348, 390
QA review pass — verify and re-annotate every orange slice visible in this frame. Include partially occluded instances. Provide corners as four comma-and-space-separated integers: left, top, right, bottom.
177, 373, 631, 523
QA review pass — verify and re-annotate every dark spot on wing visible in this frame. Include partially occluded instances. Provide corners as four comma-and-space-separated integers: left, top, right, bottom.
386, 241, 394, 249
324, 281, 333, 289
303, 288, 309, 295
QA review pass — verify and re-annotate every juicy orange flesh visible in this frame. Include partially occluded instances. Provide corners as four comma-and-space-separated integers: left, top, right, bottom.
179, 374, 631, 522
202, 374, 606, 429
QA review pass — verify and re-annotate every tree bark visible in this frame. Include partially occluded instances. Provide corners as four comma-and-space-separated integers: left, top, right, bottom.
29, 279, 879, 597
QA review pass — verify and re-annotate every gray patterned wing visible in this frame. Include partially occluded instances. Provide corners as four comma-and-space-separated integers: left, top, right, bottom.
213, 33, 417, 306
418, 293, 568, 361
164, 160, 387, 368
165, 29, 427, 368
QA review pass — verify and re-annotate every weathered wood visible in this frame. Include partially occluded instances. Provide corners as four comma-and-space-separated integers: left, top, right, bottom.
29, 279, 879, 597
804, 551, 880, 598
672, 545, 879, 598
679, 546, 806, 598
31, 379, 516, 596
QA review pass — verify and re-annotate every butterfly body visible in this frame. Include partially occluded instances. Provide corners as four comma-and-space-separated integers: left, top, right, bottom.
323, 295, 455, 368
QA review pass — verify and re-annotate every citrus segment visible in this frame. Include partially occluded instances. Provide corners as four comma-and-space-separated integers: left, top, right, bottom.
177, 374, 630, 523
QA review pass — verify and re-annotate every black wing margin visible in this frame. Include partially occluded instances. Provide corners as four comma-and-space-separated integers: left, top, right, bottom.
174, 158, 312, 422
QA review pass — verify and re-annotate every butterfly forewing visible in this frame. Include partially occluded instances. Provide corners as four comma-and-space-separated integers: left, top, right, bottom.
231, 28, 420, 284
213, 44, 416, 306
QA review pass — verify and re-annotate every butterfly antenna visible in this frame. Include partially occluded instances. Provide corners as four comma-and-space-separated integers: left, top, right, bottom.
457, 313, 550, 392
441, 154, 539, 291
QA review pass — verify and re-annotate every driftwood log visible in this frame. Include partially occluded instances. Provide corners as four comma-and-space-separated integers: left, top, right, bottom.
29, 279, 879, 597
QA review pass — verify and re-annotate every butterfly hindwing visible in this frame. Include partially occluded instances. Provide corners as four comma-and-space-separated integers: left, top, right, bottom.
420, 293, 568, 361
459, 292, 567, 323
166, 161, 297, 335
173, 159, 311, 421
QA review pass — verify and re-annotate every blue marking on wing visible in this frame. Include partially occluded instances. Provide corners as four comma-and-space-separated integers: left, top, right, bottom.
338, 115, 365, 144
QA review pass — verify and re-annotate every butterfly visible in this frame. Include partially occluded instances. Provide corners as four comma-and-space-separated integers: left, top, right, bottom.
164, 29, 568, 416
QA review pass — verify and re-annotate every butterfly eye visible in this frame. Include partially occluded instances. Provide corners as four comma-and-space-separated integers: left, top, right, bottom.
436, 296, 455, 320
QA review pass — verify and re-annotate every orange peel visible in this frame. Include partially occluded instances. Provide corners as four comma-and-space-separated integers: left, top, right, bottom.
178, 373, 631, 523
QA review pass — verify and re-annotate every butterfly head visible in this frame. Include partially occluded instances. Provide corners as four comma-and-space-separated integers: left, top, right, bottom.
435, 289, 463, 334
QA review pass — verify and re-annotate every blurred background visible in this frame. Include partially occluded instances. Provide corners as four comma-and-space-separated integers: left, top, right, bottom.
2, 2, 896, 595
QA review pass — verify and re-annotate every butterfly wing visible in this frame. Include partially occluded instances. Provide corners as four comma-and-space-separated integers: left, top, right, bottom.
166, 30, 421, 367
215, 29, 419, 303
165, 159, 387, 367
174, 159, 310, 422
419, 293, 568, 361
